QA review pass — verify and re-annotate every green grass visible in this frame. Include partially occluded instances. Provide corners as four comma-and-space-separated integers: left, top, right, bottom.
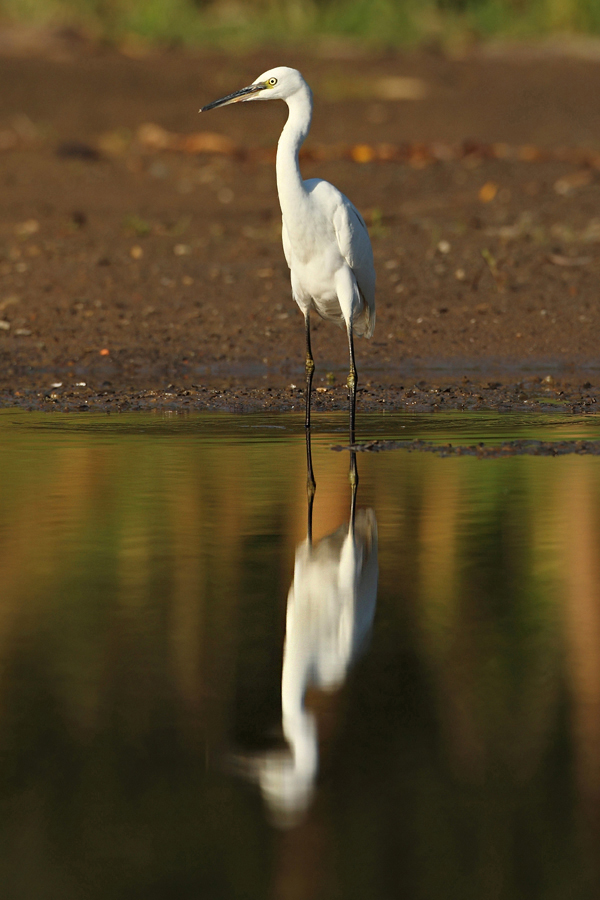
2, 0, 600, 48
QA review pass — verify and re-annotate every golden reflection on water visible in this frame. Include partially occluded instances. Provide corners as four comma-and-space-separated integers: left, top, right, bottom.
560, 462, 600, 831
0, 411, 600, 897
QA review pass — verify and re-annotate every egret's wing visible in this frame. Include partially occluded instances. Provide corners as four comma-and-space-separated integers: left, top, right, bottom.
332, 199, 376, 337
282, 218, 311, 313
281, 218, 293, 271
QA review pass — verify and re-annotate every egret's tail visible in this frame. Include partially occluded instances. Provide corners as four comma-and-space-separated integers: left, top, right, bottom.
352, 297, 375, 339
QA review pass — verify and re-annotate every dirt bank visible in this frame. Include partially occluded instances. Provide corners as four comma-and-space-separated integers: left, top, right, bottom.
1, 37, 599, 413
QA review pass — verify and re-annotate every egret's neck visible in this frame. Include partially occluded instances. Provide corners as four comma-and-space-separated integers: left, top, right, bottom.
276, 84, 313, 215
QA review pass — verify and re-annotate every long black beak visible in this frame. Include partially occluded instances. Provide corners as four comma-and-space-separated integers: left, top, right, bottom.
200, 82, 265, 112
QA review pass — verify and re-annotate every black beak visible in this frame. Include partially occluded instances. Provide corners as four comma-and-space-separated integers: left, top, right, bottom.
200, 82, 265, 112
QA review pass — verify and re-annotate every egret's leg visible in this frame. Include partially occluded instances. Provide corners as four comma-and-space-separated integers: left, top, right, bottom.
346, 324, 358, 485
304, 313, 315, 431
304, 314, 316, 496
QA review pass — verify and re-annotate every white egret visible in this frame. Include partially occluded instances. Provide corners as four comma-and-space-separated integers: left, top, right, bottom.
201, 67, 376, 461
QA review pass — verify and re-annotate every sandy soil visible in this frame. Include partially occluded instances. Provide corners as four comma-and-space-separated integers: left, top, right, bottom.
0, 34, 599, 413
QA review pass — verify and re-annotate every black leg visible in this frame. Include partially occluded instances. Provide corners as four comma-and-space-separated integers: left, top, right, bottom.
347, 323, 358, 469
305, 313, 315, 431
304, 314, 316, 496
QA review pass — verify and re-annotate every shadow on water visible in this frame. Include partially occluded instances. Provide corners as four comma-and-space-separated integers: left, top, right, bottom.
0, 409, 599, 898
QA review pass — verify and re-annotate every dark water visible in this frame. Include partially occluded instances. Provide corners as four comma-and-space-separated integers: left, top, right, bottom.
1, 408, 600, 900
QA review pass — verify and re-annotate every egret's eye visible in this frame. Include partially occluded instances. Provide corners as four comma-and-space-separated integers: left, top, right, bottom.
268, 77, 277, 86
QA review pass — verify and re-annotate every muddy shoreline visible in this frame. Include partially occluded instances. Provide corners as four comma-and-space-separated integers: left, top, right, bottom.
1, 369, 598, 414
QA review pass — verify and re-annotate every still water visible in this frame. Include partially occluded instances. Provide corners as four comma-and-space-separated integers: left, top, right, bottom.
1, 408, 600, 900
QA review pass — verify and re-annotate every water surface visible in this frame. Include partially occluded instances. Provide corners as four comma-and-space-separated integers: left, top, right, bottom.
1, 408, 600, 900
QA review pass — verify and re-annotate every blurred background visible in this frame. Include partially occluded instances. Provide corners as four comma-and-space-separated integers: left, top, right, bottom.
0, 0, 600, 51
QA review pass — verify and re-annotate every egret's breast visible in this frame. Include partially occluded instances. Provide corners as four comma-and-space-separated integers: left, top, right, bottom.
286, 231, 342, 296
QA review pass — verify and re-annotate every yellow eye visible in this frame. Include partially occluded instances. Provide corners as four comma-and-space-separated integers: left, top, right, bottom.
268, 77, 277, 86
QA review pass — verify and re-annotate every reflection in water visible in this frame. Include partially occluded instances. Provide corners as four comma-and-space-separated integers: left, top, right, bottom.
239, 450, 378, 827
1, 411, 600, 897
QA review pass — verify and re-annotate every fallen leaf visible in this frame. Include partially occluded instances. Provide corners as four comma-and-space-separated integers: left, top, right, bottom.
479, 181, 498, 203
351, 144, 375, 163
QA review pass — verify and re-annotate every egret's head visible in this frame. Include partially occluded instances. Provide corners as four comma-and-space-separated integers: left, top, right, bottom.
200, 67, 307, 112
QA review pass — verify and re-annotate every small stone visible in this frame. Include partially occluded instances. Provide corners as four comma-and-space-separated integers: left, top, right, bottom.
15, 219, 39, 237
130, 245, 143, 259
0, 320, 10, 330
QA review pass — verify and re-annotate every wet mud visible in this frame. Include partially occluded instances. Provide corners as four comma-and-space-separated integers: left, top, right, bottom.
1, 38, 600, 412
0, 374, 598, 414
335, 437, 600, 456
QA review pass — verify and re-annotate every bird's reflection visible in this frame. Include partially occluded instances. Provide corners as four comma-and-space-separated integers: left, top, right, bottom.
236, 446, 378, 828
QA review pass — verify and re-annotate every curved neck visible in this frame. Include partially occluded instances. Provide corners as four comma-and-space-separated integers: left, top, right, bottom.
276, 84, 313, 215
